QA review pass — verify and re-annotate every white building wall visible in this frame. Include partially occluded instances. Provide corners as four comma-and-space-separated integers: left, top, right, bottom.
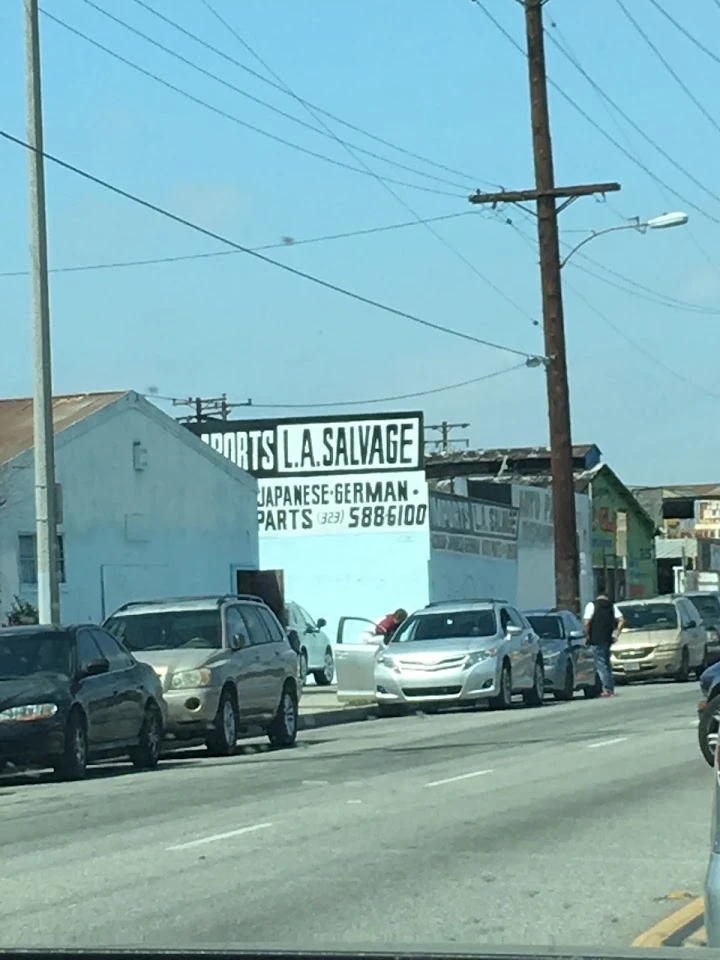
432, 478, 592, 612
260, 530, 431, 646
0, 396, 258, 624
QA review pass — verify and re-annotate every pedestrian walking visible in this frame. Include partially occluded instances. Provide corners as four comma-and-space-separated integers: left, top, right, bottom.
583, 593, 624, 697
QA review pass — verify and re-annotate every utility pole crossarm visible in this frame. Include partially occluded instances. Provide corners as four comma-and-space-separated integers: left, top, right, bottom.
469, 183, 620, 206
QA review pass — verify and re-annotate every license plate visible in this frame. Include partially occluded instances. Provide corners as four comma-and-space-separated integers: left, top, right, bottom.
625, 663, 641, 672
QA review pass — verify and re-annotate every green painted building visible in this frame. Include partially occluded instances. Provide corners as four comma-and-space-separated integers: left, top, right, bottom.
576, 463, 657, 600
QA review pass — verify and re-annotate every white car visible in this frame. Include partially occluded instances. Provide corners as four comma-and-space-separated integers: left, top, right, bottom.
335, 599, 544, 715
286, 602, 334, 687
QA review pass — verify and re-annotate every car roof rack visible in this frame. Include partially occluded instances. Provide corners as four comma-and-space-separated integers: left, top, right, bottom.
110, 594, 266, 613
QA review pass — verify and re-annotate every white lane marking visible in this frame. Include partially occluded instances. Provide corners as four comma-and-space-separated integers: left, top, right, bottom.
167, 822, 272, 851
586, 736, 628, 750
424, 769, 493, 788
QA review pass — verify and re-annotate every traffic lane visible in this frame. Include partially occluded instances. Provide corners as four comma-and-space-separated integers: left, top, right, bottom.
0, 688, 709, 949
0, 682, 700, 854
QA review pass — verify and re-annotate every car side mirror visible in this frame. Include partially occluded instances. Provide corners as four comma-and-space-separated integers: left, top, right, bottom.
506, 624, 522, 637
231, 633, 247, 650
316, 618, 327, 629
287, 629, 301, 654
83, 658, 109, 678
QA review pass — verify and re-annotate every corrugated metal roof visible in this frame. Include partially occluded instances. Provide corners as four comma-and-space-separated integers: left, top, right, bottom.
426, 443, 600, 465
0, 391, 126, 466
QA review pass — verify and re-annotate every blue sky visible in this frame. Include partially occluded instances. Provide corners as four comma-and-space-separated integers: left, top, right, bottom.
1, 0, 719, 485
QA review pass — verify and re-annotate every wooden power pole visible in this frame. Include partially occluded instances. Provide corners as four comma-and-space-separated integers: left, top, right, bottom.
469, 0, 621, 613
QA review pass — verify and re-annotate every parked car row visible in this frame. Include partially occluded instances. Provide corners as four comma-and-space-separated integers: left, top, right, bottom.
0, 593, 302, 780
334, 598, 602, 715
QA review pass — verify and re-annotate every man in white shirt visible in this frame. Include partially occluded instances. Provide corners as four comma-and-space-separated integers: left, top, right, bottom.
583, 593, 624, 697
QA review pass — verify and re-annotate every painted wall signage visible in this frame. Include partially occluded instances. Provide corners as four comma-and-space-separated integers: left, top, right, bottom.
186, 412, 428, 537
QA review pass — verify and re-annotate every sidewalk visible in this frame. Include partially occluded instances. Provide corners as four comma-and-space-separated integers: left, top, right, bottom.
298, 686, 377, 731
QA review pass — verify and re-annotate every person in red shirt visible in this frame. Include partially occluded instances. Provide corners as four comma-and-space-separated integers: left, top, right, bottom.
375, 608, 408, 643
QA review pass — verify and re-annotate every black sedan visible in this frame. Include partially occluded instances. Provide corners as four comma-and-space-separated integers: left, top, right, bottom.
0, 624, 166, 780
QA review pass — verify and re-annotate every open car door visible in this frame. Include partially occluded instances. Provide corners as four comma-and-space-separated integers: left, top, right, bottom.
335, 616, 384, 704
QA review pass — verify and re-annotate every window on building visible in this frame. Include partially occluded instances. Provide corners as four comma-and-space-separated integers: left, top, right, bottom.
18, 534, 66, 585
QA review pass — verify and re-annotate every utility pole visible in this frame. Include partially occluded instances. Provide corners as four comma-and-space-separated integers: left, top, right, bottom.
173, 395, 253, 424
424, 421, 470, 453
25, 0, 59, 624
468, 0, 621, 614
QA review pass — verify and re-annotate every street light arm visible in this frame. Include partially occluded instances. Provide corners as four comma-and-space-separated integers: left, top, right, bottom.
559, 222, 641, 269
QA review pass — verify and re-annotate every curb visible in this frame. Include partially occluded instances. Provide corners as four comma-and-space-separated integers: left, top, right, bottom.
633, 896, 705, 948
299, 705, 378, 731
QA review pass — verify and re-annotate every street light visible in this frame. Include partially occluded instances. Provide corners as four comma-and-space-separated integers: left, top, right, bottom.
559, 211, 688, 269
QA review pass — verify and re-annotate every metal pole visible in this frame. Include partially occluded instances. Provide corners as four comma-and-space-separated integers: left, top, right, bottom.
524, 0, 580, 613
24, 0, 59, 624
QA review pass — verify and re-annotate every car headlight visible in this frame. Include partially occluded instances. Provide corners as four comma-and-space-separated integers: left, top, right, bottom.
169, 668, 212, 690
464, 648, 497, 668
378, 654, 397, 670
0, 702, 58, 722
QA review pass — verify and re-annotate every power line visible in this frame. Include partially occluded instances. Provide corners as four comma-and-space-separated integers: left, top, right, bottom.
40, 8, 463, 200
542, 27, 720, 209
564, 280, 720, 402
158, 362, 529, 411
197, 0, 538, 327
510, 223, 720, 401
0, 211, 482, 278
75, 0, 472, 194
127, 0, 499, 190
546, 7, 720, 277
0, 127, 539, 361
616, 0, 720, 139
647, 0, 720, 68
471, 0, 720, 227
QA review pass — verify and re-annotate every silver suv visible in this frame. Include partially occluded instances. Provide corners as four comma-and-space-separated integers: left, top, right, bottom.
104, 595, 300, 754
374, 599, 544, 715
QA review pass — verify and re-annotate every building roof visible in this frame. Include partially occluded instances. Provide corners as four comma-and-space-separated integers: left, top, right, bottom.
426, 444, 601, 471
0, 392, 126, 466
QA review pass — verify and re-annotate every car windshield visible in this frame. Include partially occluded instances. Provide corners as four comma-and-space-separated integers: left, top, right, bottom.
526, 615, 564, 639
687, 594, 720, 625
105, 610, 222, 651
0, 632, 72, 679
391, 610, 496, 643
618, 603, 678, 630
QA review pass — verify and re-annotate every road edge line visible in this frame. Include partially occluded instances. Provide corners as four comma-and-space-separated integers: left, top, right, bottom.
632, 896, 705, 948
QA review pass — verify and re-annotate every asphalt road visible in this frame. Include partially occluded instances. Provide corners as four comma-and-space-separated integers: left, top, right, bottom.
0, 682, 711, 951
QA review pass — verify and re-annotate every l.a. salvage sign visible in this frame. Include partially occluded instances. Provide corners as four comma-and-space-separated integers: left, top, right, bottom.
186, 412, 428, 537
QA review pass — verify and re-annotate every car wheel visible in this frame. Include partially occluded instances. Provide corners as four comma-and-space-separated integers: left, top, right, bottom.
313, 647, 335, 686
54, 710, 88, 781
298, 650, 309, 688
696, 647, 709, 680
699, 692, 720, 766
206, 688, 238, 756
676, 647, 690, 683
268, 684, 298, 748
130, 703, 163, 770
583, 672, 602, 698
489, 661, 512, 711
553, 662, 574, 701
523, 658, 545, 707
